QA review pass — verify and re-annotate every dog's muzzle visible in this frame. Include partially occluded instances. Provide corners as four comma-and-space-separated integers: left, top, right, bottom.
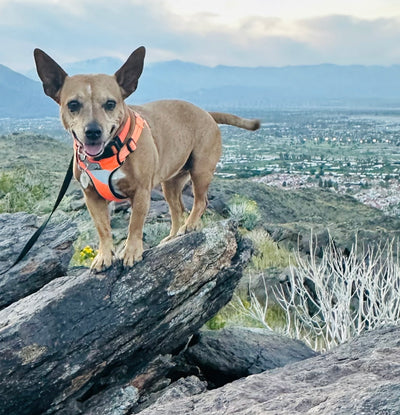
83, 122, 104, 157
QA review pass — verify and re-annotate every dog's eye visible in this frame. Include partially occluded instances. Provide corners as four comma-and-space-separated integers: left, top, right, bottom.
103, 100, 116, 111
67, 100, 82, 113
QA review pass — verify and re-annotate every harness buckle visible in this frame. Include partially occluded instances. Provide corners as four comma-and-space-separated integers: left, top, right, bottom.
88, 162, 101, 171
126, 138, 137, 152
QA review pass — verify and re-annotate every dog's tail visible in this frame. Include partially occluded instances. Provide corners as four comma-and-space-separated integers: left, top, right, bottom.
209, 112, 261, 131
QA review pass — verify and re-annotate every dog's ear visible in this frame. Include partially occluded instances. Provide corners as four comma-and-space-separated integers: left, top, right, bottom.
115, 46, 146, 99
34, 49, 68, 104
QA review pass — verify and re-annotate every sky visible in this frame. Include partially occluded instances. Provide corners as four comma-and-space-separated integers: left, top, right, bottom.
0, 0, 399, 72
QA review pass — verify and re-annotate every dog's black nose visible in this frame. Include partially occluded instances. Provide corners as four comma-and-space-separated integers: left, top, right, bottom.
85, 122, 102, 141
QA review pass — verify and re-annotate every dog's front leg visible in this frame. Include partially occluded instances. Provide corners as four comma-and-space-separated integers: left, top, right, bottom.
121, 187, 151, 267
84, 189, 114, 271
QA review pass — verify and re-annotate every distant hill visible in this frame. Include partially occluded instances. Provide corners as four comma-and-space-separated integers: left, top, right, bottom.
25, 57, 125, 81
2, 59, 400, 118
134, 61, 400, 109
0, 64, 57, 117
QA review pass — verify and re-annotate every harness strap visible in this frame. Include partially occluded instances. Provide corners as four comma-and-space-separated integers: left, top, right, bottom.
75, 111, 147, 202
117, 113, 145, 163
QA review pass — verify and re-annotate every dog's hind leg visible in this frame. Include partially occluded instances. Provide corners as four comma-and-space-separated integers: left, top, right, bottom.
178, 157, 221, 235
161, 170, 190, 243
177, 169, 212, 235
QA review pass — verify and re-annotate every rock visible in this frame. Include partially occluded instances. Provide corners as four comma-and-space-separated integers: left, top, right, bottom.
68, 198, 86, 211
140, 325, 400, 414
184, 327, 317, 388
0, 212, 78, 309
207, 195, 229, 217
147, 200, 170, 220
81, 355, 176, 415
151, 376, 207, 406
81, 385, 140, 415
129, 350, 206, 412
0, 220, 251, 415
236, 269, 287, 306
151, 187, 166, 201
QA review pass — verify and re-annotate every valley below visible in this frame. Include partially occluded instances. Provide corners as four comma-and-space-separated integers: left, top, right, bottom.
2, 106, 400, 216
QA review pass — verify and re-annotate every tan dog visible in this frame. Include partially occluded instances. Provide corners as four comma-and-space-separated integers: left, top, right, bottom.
34, 46, 260, 271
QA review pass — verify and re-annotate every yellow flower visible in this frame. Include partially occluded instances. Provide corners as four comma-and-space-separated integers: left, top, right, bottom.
79, 245, 97, 261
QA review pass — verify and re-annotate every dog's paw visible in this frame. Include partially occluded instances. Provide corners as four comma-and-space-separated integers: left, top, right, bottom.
160, 234, 176, 244
120, 245, 143, 268
90, 251, 113, 272
177, 223, 199, 236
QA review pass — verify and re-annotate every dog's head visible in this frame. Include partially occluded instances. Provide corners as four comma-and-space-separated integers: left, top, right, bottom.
34, 47, 145, 157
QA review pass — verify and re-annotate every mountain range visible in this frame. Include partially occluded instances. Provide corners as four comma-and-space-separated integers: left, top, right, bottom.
1, 58, 400, 118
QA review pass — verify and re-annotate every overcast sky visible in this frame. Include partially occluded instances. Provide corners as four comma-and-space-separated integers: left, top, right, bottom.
1, 0, 399, 72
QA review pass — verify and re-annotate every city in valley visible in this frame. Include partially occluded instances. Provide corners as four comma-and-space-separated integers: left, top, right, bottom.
1, 106, 400, 215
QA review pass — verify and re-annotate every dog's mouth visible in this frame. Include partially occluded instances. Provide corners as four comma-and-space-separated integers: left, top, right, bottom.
82, 125, 117, 157
72, 130, 106, 157
83, 142, 105, 157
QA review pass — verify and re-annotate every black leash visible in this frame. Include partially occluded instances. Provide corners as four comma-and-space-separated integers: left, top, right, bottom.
0, 156, 74, 275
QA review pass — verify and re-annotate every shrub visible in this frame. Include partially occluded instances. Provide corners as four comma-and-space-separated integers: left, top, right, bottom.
143, 221, 171, 247
205, 314, 227, 330
235, 233, 400, 351
207, 230, 292, 331
246, 228, 292, 270
230, 276, 287, 331
276, 235, 400, 350
0, 168, 50, 214
228, 194, 260, 230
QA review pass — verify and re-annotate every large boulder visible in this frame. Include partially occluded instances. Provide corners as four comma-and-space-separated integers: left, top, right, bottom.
0, 212, 77, 309
184, 327, 317, 387
140, 325, 400, 414
0, 220, 251, 415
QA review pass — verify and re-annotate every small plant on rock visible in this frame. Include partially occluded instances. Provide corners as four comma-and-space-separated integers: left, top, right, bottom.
78, 245, 98, 266
228, 194, 260, 230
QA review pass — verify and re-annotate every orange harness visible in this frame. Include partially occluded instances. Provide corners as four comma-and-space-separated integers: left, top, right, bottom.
74, 112, 147, 202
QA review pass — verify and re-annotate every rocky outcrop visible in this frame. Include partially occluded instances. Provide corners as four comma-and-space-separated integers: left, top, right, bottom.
2, 211, 398, 415
0, 220, 251, 415
0, 212, 77, 309
140, 325, 400, 414
184, 327, 318, 387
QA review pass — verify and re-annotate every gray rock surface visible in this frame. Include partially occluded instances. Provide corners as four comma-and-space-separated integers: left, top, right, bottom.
0, 220, 251, 415
185, 327, 317, 387
0, 212, 77, 309
134, 375, 207, 414
82, 385, 140, 415
140, 325, 400, 414
153, 376, 207, 406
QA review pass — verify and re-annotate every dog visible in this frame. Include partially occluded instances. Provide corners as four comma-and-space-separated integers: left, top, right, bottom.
34, 46, 260, 271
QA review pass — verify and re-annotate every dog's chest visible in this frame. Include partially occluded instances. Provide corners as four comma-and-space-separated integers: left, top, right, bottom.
80, 165, 127, 200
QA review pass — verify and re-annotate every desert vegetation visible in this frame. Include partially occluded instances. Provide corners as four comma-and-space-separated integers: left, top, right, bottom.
230, 228, 400, 351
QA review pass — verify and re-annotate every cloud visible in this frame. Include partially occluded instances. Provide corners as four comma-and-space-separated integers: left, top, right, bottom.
0, 0, 399, 72
297, 15, 400, 64
0, 0, 171, 69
